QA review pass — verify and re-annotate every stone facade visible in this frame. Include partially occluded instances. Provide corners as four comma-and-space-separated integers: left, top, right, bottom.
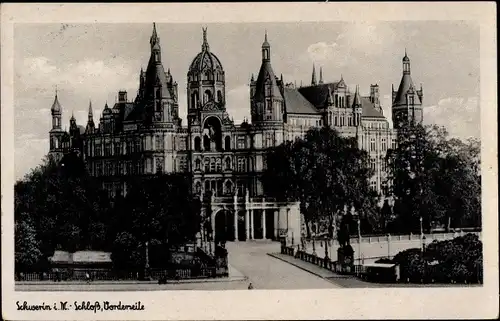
48, 24, 423, 242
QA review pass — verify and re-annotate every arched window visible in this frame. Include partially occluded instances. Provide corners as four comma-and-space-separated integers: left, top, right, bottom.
224, 180, 233, 195
204, 158, 210, 172
195, 181, 202, 194
217, 90, 223, 103
204, 90, 212, 103
191, 91, 198, 108
210, 157, 216, 172
216, 158, 221, 172
195, 158, 201, 170
204, 180, 210, 192
225, 157, 231, 170
224, 136, 231, 150
203, 135, 211, 151
194, 136, 201, 151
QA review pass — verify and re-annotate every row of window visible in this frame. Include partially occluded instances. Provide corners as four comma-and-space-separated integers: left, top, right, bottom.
89, 135, 188, 157
289, 118, 323, 127
328, 113, 359, 127
194, 179, 248, 196
193, 156, 251, 172
91, 157, 188, 177
369, 137, 397, 152
369, 156, 389, 173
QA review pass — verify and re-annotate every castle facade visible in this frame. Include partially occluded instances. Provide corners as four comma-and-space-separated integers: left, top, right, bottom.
48, 24, 423, 242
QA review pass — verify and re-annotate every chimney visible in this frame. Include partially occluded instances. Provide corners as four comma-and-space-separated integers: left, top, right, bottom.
118, 90, 127, 103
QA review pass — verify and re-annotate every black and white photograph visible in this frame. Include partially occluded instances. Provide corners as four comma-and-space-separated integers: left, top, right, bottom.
1, 3, 497, 320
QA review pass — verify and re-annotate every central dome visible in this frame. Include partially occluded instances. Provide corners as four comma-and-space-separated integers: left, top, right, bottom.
188, 27, 224, 74
189, 50, 223, 73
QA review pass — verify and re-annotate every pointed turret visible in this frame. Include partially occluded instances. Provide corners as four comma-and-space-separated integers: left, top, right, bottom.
311, 64, 317, 86
150, 22, 159, 47
86, 100, 95, 133
352, 85, 362, 107
51, 88, 62, 114
251, 31, 284, 123
319, 66, 323, 84
392, 50, 423, 128
327, 88, 334, 106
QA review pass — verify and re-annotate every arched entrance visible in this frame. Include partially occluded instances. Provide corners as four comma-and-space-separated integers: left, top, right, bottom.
213, 209, 236, 243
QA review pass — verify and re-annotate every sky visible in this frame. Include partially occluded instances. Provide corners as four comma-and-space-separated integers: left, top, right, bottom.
13, 21, 480, 180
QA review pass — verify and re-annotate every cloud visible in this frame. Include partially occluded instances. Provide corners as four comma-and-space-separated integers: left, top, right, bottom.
226, 85, 250, 123
307, 42, 340, 62
424, 96, 479, 140
306, 22, 395, 66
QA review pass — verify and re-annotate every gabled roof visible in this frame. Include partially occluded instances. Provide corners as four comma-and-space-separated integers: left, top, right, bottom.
298, 82, 340, 108
283, 88, 321, 114
361, 97, 385, 118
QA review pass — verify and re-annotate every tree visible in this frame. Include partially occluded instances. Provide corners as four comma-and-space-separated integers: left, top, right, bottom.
15, 212, 42, 272
386, 124, 481, 233
110, 173, 202, 269
263, 127, 377, 239
15, 153, 112, 267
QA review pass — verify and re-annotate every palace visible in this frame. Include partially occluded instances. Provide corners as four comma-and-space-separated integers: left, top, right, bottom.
48, 23, 423, 242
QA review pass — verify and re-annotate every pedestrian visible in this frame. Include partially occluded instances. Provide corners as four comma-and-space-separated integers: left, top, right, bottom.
247, 282, 253, 290
85, 272, 90, 284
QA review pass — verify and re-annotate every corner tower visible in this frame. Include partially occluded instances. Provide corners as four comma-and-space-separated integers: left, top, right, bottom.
392, 50, 423, 129
139, 23, 179, 124
250, 32, 284, 124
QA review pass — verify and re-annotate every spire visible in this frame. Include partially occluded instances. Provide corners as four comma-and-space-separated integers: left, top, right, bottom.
352, 85, 362, 107
319, 67, 323, 84
328, 88, 334, 105
311, 64, 317, 85
261, 31, 270, 61
70, 110, 75, 122
51, 88, 62, 113
88, 100, 93, 118
150, 22, 160, 47
202, 27, 209, 51
251, 73, 254, 82
280, 73, 283, 83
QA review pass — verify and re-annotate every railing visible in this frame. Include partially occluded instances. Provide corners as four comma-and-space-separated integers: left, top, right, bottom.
17, 267, 221, 282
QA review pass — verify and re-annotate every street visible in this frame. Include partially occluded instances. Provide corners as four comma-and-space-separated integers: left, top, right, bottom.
226, 240, 340, 289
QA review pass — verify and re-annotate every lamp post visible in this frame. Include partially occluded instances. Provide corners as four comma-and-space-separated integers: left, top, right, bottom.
357, 219, 361, 264
324, 239, 329, 260
387, 234, 391, 259
144, 241, 150, 279
312, 237, 316, 256
420, 216, 424, 252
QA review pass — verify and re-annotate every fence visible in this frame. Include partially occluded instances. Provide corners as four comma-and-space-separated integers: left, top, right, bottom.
17, 267, 220, 282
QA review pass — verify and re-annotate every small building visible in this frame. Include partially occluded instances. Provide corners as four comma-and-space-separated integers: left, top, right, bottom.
49, 250, 113, 279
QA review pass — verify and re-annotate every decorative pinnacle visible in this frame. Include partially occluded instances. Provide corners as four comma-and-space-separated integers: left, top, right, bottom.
202, 27, 209, 51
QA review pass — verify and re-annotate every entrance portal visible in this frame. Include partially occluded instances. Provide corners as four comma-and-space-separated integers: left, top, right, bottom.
214, 210, 235, 243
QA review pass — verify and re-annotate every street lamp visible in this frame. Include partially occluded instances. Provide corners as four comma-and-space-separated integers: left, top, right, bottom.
357, 219, 362, 264
144, 241, 150, 279
420, 216, 424, 252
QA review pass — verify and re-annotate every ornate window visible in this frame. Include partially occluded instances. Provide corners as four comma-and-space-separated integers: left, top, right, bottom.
194, 136, 201, 151
217, 90, 223, 103
381, 138, 387, 151
237, 136, 245, 149
156, 157, 163, 174
210, 157, 216, 172
224, 180, 233, 195
237, 158, 246, 172
225, 157, 231, 170
216, 158, 222, 172
224, 136, 231, 150
195, 181, 202, 194
204, 158, 210, 172
370, 157, 376, 171
370, 138, 376, 152
155, 135, 163, 150
195, 158, 201, 170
